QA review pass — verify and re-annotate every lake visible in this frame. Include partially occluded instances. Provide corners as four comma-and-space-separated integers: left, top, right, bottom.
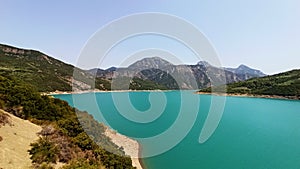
54, 91, 300, 169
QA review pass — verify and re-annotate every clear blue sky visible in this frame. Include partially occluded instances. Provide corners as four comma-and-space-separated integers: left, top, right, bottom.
1, 0, 299, 74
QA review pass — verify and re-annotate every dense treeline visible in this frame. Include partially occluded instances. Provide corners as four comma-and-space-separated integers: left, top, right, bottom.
0, 44, 75, 92
199, 69, 300, 98
0, 74, 135, 169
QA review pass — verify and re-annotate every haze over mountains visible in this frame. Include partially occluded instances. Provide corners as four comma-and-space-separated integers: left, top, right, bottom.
0, 43, 266, 91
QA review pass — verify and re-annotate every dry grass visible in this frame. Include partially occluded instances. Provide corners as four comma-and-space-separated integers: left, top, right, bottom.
0, 110, 42, 169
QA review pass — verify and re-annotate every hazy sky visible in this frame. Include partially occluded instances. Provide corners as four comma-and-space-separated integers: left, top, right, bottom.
1, 0, 299, 74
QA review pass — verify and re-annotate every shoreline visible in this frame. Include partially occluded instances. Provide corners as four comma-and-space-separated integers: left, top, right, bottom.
104, 128, 144, 169
196, 92, 300, 101
46, 91, 146, 169
42, 89, 178, 96
46, 89, 299, 101
138, 143, 146, 169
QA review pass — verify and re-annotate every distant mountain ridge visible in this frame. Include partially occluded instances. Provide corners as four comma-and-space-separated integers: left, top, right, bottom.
89, 57, 266, 89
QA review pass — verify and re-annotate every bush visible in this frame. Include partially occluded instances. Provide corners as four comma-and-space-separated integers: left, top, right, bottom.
61, 159, 104, 169
29, 137, 59, 164
37, 162, 54, 169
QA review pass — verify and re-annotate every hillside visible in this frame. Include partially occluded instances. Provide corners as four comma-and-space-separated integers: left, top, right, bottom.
0, 74, 136, 168
0, 44, 103, 92
199, 69, 300, 99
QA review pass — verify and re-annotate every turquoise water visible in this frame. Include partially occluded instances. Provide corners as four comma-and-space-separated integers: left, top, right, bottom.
54, 91, 300, 169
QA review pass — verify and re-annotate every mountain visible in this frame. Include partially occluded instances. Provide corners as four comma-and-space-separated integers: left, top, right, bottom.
127, 56, 173, 70
90, 57, 266, 90
225, 64, 266, 79
199, 69, 300, 99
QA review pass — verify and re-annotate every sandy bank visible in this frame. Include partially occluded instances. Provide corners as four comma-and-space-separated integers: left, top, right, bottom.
104, 128, 143, 169
0, 110, 42, 169
196, 92, 300, 100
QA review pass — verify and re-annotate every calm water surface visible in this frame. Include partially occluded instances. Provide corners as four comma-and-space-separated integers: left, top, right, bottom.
54, 91, 300, 169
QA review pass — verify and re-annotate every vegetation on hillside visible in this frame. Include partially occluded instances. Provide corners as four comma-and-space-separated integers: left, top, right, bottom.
0, 111, 11, 127
0, 74, 135, 168
0, 110, 12, 142
108, 76, 168, 90
0, 44, 77, 92
199, 69, 300, 98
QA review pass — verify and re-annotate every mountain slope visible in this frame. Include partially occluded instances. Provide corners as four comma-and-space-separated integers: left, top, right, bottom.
199, 69, 300, 98
0, 44, 96, 92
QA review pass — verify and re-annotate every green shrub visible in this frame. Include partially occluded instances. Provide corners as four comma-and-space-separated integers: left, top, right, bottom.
29, 137, 59, 164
